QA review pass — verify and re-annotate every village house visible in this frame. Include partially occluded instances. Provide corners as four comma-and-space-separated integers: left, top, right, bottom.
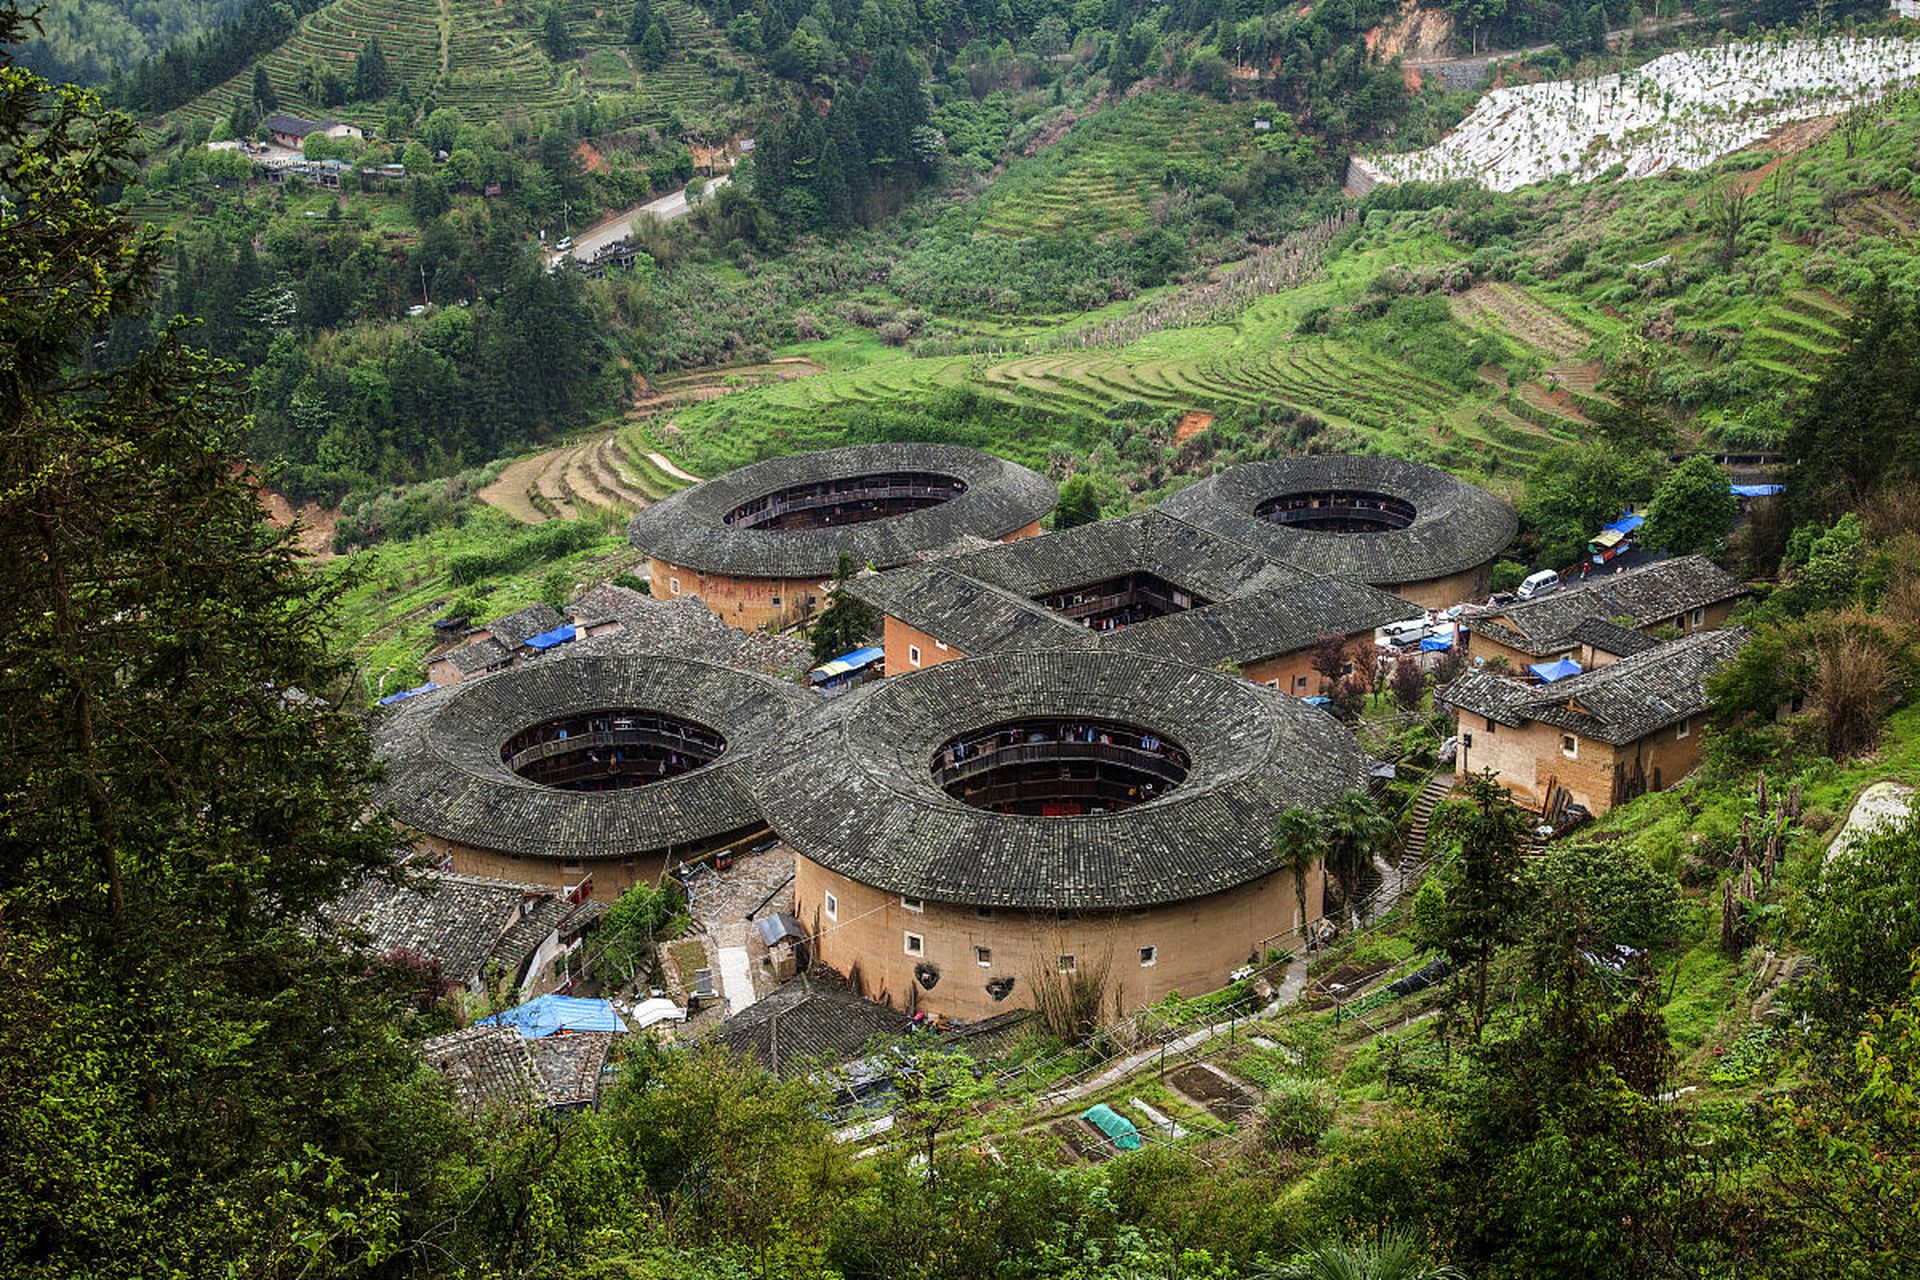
375, 633, 812, 901
626, 443, 1057, 632
421, 1000, 626, 1117
1442, 627, 1749, 819
264, 113, 365, 150
1466, 554, 1748, 670
753, 650, 1367, 1021
1156, 455, 1518, 608
425, 602, 572, 686
849, 509, 1418, 694
321, 869, 604, 997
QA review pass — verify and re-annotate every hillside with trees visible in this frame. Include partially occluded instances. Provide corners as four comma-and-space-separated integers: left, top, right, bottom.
10, 0, 1920, 1275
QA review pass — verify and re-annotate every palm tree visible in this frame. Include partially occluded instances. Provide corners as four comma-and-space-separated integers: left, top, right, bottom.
1270, 807, 1327, 946
1256, 1231, 1463, 1280
1322, 788, 1394, 911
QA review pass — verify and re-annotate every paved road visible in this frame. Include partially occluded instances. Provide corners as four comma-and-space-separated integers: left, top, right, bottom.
551, 174, 732, 266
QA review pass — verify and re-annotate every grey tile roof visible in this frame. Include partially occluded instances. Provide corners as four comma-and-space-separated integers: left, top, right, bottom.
421, 1026, 541, 1117
627, 443, 1057, 578
487, 603, 570, 651
574, 592, 812, 679
525, 1031, 616, 1108
442, 636, 511, 675
1443, 627, 1748, 745
711, 970, 917, 1075
1157, 454, 1516, 585
568, 583, 655, 627
1471, 556, 1748, 657
848, 511, 1415, 667
373, 635, 811, 861
1567, 616, 1662, 659
752, 650, 1369, 910
322, 870, 556, 986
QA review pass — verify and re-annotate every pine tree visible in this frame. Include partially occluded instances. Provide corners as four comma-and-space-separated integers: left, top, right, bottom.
354, 35, 391, 101
543, 4, 576, 60
252, 62, 277, 114
816, 137, 853, 229
639, 19, 668, 68
628, 0, 653, 44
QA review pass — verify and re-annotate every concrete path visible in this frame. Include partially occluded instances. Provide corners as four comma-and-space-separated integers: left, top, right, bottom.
647, 450, 701, 482
716, 945, 756, 1015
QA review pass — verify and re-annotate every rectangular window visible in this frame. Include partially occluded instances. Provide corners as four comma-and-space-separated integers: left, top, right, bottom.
974, 946, 992, 967
669, 577, 681, 595
1294, 675, 1308, 691
1461, 732, 1474, 749
1484, 717, 1497, 733
908, 644, 922, 667
1561, 734, 1578, 759
1057, 954, 1077, 973
1139, 945, 1157, 967
563, 858, 582, 869
904, 932, 925, 956
900, 895, 924, 912
824, 892, 838, 921
1266, 680, 1280, 689
1690, 607, 1705, 628
1676, 718, 1691, 739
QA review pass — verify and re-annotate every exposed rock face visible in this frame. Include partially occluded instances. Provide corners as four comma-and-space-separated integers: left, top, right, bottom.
1365, 2, 1456, 63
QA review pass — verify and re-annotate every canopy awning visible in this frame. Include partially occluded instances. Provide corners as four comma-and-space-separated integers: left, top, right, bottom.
1420, 635, 1454, 651
1589, 528, 1626, 550
524, 624, 577, 651
754, 912, 806, 946
1731, 483, 1784, 498
1601, 511, 1645, 536
1529, 657, 1584, 683
809, 646, 885, 682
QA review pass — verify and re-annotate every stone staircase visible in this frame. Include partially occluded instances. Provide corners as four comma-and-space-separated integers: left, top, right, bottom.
1391, 772, 1458, 896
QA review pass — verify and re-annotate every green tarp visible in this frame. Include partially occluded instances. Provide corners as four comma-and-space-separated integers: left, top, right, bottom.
1080, 1103, 1143, 1151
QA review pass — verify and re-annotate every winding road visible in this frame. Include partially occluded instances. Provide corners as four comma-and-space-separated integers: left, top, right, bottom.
549, 174, 732, 267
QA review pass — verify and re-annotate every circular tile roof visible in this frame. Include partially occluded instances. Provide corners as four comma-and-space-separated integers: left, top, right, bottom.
373, 644, 810, 861
627, 443, 1058, 578
1157, 455, 1516, 585
753, 651, 1369, 910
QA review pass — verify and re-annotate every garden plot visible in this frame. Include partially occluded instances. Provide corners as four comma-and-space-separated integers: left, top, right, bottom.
1364, 36, 1920, 192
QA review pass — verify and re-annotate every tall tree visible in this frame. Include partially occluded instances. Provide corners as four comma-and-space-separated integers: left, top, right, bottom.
0, 20, 454, 1273
251, 61, 277, 114
808, 551, 879, 663
1426, 772, 1535, 1036
354, 34, 390, 100
1054, 474, 1102, 529
1641, 454, 1737, 557
1271, 807, 1329, 944
543, 4, 576, 60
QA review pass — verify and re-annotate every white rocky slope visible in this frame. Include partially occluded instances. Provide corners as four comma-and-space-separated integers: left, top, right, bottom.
1361, 35, 1920, 192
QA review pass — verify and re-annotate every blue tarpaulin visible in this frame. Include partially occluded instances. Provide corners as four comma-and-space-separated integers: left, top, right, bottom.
1731, 484, 1784, 498
810, 645, 885, 683
1529, 657, 1584, 683
1420, 635, 1454, 651
524, 624, 577, 651
1081, 1103, 1143, 1151
377, 682, 439, 705
1602, 511, 1645, 536
477, 994, 628, 1039
1302, 695, 1332, 706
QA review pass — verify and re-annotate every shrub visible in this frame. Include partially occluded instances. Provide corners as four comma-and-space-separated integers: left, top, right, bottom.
1261, 1076, 1337, 1153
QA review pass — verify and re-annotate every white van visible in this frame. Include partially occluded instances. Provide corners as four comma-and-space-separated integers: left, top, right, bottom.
1378, 619, 1431, 648
1516, 569, 1561, 600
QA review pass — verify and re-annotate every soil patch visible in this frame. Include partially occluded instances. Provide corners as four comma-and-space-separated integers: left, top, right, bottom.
1052, 1118, 1113, 1162
257, 486, 337, 559
1164, 1062, 1258, 1123
1174, 410, 1214, 444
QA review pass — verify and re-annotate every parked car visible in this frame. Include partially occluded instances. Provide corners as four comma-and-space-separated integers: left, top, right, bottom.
1377, 619, 1432, 648
1516, 569, 1561, 600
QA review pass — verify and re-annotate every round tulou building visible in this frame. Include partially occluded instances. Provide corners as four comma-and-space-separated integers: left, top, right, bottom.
627, 442, 1057, 631
753, 650, 1370, 1021
1157, 455, 1516, 608
374, 642, 810, 901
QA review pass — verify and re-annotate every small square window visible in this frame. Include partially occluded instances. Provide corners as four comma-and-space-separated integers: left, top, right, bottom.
1690, 607, 1705, 627
770, 595, 781, 606
669, 577, 681, 595
901, 895, 924, 912
1053, 909, 1072, 924
1484, 717, 1497, 734
904, 932, 925, 956
973, 906, 996, 921
824, 892, 838, 920
1462, 731, 1474, 749
1561, 734, 1578, 759
974, 946, 992, 967
908, 644, 922, 667
1265, 679, 1280, 689
1139, 946, 1157, 967
1057, 954, 1077, 973
1676, 718, 1691, 739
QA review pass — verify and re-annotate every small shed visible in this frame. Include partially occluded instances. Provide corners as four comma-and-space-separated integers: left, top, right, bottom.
808, 645, 885, 693
478, 994, 629, 1038
754, 912, 808, 980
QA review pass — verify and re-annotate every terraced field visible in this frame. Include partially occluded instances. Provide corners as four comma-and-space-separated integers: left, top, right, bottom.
1741, 287, 1852, 382
174, 0, 578, 129
972, 93, 1268, 239
479, 428, 697, 523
